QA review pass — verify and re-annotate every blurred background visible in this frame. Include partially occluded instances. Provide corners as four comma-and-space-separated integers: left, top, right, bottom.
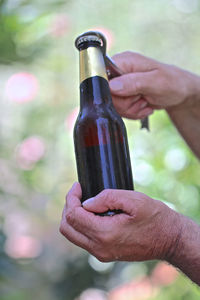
0, 0, 200, 299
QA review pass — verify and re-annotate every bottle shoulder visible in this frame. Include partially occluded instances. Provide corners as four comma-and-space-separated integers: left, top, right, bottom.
80, 103, 123, 119
75, 106, 123, 128
74, 108, 127, 142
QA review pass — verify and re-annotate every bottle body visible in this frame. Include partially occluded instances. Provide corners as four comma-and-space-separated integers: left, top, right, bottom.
74, 75, 134, 202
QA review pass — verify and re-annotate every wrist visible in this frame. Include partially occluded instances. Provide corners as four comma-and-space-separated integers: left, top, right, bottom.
164, 211, 184, 262
151, 202, 183, 261
160, 208, 183, 262
166, 214, 200, 285
182, 72, 200, 109
167, 70, 200, 113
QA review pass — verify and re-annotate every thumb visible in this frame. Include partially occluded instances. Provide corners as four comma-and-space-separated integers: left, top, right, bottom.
82, 189, 147, 216
109, 71, 156, 97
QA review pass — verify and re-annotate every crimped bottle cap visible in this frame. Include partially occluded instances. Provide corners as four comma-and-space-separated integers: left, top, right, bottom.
75, 34, 102, 50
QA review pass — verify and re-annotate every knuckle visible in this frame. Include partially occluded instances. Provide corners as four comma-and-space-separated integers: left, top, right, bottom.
99, 189, 112, 201
99, 189, 108, 198
134, 78, 143, 93
100, 189, 117, 207
66, 209, 75, 226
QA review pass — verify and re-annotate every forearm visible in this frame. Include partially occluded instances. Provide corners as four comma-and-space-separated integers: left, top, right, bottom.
166, 214, 200, 285
167, 106, 200, 159
166, 72, 200, 159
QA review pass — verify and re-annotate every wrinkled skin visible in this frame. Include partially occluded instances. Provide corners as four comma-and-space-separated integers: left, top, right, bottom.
60, 183, 181, 263
109, 51, 200, 119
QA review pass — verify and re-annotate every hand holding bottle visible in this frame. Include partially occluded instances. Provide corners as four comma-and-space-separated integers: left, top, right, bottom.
60, 182, 200, 285
60, 183, 180, 262
109, 51, 200, 119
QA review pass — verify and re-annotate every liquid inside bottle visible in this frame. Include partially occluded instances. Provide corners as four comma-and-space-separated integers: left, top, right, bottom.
74, 35, 134, 208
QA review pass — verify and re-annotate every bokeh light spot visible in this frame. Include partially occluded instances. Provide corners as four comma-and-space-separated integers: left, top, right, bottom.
164, 148, 188, 171
79, 288, 107, 300
16, 136, 46, 170
134, 160, 155, 186
108, 277, 157, 300
89, 26, 115, 50
5, 235, 42, 259
88, 255, 114, 273
65, 107, 79, 133
50, 13, 71, 37
151, 262, 179, 286
172, 0, 199, 13
5, 72, 39, 103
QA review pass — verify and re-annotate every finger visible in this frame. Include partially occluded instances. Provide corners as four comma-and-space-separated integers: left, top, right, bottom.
113, 94, 142, 103
82, 189, 149, 216
113, 98, 148, 117
111, 51, 158, 73
63, 200, 118, 240
65, 184, 115, 238
65, 183, 96, 236
109, 71, 158, 97
60, 205, 92, 251
67, 182, 82, 201
137, 107, 154, 118
112, 95, 142, 115
66, 182, 82, 209
123, 106, 154, 120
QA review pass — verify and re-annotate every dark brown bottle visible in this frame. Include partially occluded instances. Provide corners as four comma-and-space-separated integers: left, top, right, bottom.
74, 34, 134, 209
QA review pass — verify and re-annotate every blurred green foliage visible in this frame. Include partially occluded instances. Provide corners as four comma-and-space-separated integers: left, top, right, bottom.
0, 0, 200, 299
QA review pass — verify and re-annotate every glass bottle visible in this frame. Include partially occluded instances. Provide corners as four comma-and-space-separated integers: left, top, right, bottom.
74, 34, 134, 210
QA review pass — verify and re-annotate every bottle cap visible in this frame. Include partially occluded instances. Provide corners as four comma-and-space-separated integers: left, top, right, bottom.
75, 34, 102, 50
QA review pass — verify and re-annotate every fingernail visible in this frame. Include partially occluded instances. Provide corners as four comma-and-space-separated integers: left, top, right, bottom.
83, 197, 94, 206
140, 101, 147, 109
132, 95, 141, 103
138, 108, 153, 117
110, 79, 124, 91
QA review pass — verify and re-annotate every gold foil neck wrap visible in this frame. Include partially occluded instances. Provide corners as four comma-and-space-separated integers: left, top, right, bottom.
79, 47, 108, 83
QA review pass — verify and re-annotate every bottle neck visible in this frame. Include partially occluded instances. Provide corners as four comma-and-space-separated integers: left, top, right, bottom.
79, 46, 111, 107
79, 46, 108, 83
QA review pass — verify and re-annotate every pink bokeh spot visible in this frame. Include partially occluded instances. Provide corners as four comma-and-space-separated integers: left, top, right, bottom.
50, 14, 71, 37
5, 235, 42, 259
5, 72, 39, 103
151, 262, 179, 286
108, 263, 178, 300
89, 26, 115, 50
16, 136, 46, 170
65, 107, 79, 133
109, 277, 157, 300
